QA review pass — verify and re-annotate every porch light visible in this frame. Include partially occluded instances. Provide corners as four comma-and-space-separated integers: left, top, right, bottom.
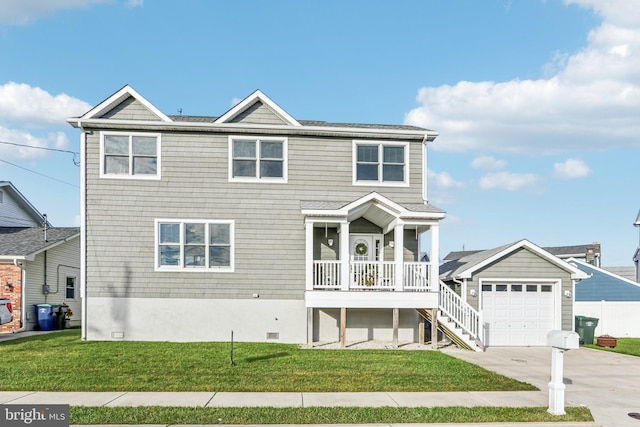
327, 238, 334, 247
469, 289, 477, 297
389, 241, 395, 248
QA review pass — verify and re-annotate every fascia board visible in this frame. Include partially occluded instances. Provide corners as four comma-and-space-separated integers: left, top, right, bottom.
27, 233, 80, 259
214, 89, 301, 127
70, 118, 433, 139
78, 85, 172, 123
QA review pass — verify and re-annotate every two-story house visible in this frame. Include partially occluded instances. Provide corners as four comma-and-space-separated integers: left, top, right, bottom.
68, 85, 483, 348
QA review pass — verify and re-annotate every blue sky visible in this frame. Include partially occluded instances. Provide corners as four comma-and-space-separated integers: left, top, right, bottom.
0, 0, 638, 266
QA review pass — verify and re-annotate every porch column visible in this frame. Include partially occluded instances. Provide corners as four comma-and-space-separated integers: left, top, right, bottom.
305, 220, 314, 291
340, 221, 350, 291
394, 223, 404, 291
429, 223, 440, 291
431, 308, 438, 350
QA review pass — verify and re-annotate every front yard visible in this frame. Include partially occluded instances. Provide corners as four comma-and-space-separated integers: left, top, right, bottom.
0, 330, 533, 392
586, 337, 640, 357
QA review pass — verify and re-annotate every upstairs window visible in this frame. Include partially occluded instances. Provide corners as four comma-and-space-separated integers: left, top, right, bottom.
156, 220, 234, 272
229, 137, 287, 182
353, 141, 408, 186
101, 132, 160, 179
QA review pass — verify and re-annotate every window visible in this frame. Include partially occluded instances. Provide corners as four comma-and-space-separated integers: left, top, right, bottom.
353, 141, 408, 185
66, 276, 76, 300
229, 137, 287, 182
101, 132, 160, 179
156, 220, 234, 271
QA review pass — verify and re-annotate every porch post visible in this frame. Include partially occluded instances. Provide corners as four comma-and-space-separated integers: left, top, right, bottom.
394, 223, 404, 291
393, 308, 399, 348
305, 220, 314, 291
307, 307, 313, 347
340, 221, 350, 291
430, 223, 440, 291
431, 307, 438, 350
340, 307, 347, 348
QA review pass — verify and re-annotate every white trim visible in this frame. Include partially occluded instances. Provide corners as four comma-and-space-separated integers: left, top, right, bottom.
80, 130, 87, 340
80, 85, 172, 122
352, 140, 410, 187
99, 131, 162, 180
214, 90, 301, 126
228, 136, 288, 183
568, 257, 640, 289
154, 219, 235, 272
457, 239, 589, 280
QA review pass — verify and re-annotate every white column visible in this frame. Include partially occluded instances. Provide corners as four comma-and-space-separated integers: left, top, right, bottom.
340, 222, 350, 291
394, 223, 404, 291
305, 220, 314, 291
429, 223, 440, 291
548, 347, 566, 415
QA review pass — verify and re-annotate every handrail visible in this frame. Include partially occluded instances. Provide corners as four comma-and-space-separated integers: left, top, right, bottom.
439, 280, 480, 338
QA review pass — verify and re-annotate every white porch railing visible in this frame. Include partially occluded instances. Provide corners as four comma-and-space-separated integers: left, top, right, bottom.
439, 280, 480, 339
312, 261, 431, 291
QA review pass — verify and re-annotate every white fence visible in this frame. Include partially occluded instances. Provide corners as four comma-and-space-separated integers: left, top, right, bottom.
575, 301, 640, 338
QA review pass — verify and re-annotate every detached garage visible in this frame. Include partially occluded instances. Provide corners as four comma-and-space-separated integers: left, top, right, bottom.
440, 240, 588, 347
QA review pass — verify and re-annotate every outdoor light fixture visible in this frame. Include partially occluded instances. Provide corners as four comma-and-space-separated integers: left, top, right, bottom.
327, 238, 334, 246
564, 290, 572, 298
469, 289, 477, 297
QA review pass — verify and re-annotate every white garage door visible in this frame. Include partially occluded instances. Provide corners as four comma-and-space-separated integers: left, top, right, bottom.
482, 283, 555, 346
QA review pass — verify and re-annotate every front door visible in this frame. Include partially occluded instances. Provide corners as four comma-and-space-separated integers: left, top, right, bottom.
350, 235, 376, 261
349, 234, 382, 287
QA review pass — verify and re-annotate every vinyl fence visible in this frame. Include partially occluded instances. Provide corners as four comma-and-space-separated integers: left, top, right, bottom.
574, 301, 640, 338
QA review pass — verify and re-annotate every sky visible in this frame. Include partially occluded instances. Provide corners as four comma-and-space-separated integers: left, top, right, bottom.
0, 0, 639, 266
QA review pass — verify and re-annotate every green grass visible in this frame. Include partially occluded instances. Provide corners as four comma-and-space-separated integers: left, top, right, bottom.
0, 330, 535, 392
586, 337, 640, 357
70, 406, 593, 425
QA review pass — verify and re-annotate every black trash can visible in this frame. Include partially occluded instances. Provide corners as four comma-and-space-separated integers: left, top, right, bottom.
575, 315, 599, 345
35, 304, 57, 331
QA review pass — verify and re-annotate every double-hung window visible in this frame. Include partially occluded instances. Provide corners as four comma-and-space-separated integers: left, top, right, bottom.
65, 276, 76, 300
229, 137, 287, 182
353, 141, 409, 186
101, 132, 160, 179
156, 220, 234, 272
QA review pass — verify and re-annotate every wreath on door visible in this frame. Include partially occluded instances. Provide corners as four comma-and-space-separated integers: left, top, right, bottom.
355, 242, 368, 255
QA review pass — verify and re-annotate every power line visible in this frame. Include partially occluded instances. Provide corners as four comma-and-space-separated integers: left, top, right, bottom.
0, 158, 79, 189
0, 140, 80, 166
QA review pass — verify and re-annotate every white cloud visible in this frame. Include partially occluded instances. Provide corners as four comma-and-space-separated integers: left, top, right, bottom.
126, 0, 143, 8
478, 171, 540, 192
426, 169, 466, 205
471, 155, 507, 170
0, 0, 112, 25
0, 125, 50, 161
554, 158, 592, 179
0, 82, 91, 127
405, 0, 640, 154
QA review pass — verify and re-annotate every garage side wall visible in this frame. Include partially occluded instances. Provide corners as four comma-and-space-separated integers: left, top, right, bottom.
464, 248, 574, 330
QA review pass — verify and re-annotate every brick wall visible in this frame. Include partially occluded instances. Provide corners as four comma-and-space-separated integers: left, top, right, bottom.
0, 264, 22, 333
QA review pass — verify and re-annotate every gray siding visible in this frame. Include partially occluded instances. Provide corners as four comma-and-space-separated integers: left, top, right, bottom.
84, 109, 426, 303
465, 248, 574, 330
230, 101, 287, 125
99, 96, 161, 121
0, 191, 40, 227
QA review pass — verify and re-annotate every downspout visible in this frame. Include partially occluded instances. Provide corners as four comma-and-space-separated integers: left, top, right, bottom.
13, 259, 27, 333
422, 135, 428, 204
78, 124, 88, 340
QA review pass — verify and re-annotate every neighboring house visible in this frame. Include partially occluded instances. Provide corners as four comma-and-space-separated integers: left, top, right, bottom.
0, 182, 80, 333
633, 209, 640, 282
68, 85, 457, 347
440, 240, 588, 347
571, 258, 640, 338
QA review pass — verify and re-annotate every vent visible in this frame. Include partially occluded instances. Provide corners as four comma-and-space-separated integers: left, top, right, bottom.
266, 332, 279, 340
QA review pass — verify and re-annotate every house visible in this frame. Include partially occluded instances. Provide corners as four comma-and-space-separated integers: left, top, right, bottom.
571, 258, 640, 338
440, 240, 588, 347
69, 85, 466, 347
0, 182, 80, 333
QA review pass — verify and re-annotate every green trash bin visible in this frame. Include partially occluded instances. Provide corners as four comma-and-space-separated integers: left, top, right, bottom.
575, 315, 599, 345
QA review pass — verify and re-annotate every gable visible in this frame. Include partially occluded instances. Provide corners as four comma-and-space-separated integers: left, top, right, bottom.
473, 247, 572, 280
228, 100, 289, 125
0, 183, 44, 227
98, 96, 163, 121
573, 260, 640, 301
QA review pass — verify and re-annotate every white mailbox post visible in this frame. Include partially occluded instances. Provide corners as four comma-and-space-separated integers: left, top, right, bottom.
546, 330, 579, 415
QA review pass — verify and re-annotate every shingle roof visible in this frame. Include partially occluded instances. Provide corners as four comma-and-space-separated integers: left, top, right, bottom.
168, 115, 429, 131
444, 243, 600, 262
440, 242, 516, 281
0, 227, 79, 257
300, 200, 445, 214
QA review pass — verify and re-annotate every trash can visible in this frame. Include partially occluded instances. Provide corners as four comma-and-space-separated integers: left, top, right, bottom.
35, 304, 57, 331
575, 315, 599, 345
55, 305, 69, 330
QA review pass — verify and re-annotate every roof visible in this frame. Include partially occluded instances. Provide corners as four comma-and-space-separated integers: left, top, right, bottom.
0, 227, 79, 259
571, 258, 640, 301
443, 243, 601, 261
440, 239, 589, 281
0, 181, 49, 226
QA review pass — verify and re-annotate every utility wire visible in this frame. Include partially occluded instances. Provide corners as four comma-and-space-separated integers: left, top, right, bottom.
0, 140, 80, 166
0, 158, 79, 188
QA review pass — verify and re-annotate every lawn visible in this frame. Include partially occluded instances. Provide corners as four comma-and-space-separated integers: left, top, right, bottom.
0, 330, 535, 392
586, 337, 640, 357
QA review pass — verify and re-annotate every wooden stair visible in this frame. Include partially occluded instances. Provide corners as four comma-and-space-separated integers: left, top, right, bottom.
417, 308, 483, 352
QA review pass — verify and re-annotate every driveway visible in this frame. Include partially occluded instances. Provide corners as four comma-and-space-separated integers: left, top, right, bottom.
443, 346, 640, 427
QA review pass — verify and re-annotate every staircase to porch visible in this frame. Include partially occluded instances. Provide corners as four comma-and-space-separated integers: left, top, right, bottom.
417, 281, 484, 352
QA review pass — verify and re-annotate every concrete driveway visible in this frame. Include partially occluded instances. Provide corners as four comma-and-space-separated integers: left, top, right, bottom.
443, 346, 640, 427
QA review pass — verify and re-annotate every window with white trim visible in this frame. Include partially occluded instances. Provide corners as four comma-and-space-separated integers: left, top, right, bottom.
229, 137, 287, 182
65, 276, 76, 300
156, 220, 234, 271
101, 132, 160, 179
353, 141, 408, 185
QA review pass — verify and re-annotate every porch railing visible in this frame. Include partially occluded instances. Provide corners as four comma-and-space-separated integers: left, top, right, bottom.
312, 261, 431, 291
439, 280, 480, 339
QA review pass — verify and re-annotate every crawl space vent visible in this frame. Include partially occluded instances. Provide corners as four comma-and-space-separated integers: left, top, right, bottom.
266, 332, 279, 340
